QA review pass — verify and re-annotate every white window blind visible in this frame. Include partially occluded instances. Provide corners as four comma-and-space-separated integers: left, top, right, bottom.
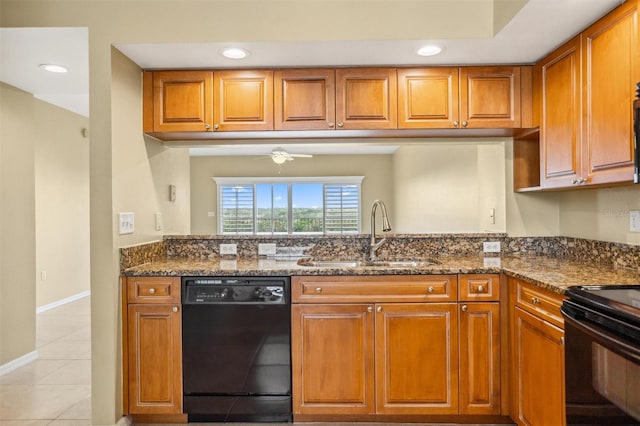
324, 184, 359, 234
214, 177, 363, 235
220, 185, 254, 234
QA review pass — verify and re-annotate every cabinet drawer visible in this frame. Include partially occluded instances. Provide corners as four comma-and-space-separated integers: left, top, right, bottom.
459, 274, 500, 302
127, 276, 181, 304
292, 275, 457, 303
515, 280, 565, 328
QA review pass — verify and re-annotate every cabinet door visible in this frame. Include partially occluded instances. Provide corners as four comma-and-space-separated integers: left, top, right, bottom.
127, 304, 182, 414
397, 68, 459, 129
460, 66, 521, 128
582, 1, 638, 185
336, 68, 397, 129
213, 70, 274, 131
291, 304, 375, 415
459, 302, 500, 415
375, 303, 458, 415
539, 37, 582, 189
514, 307, 565, 426
151, 70, 213, 132
274, 69, 336, 130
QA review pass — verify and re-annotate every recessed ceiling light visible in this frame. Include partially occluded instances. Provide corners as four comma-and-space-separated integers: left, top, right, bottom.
221, 48, 249, 59
417, 45, 443, 57
39, 64, 68, 73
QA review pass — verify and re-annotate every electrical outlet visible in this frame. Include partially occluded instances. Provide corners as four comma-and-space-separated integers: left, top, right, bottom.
220, 243, 237, 255
630, 210, 640, 232
155, 212, 162, 231
483, 241, 501, 253
258, 243, 277, 256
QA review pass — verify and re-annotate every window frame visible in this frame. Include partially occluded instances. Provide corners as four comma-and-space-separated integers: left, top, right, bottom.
213, 176, 364, 235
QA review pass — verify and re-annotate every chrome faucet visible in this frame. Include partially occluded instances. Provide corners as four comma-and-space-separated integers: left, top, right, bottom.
369, 200, 392, 262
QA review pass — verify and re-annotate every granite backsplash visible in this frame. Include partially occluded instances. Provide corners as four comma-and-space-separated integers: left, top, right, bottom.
120, 234, 640, 272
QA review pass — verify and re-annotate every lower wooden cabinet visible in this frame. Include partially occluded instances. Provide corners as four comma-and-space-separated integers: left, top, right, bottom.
291, 274, 501, 419
509, 277, 566, 426
124, 277, 183, 415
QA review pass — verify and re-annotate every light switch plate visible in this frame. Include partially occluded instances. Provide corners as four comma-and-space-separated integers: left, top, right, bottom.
119, 212, 134, 235
220, 243, 237, 255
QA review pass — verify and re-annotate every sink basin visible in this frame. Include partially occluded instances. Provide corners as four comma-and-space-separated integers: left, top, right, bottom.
297, 260, 366, 268
297, 259, 440, 268
369, 259, 440, 268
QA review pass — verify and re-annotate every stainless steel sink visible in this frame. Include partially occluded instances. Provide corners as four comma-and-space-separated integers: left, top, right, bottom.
297, 259, 440, 268
369, 259, 440, 268
297, 260, 366, 268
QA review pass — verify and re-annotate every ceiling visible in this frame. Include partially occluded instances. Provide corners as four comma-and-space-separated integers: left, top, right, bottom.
0, 0, 622, 156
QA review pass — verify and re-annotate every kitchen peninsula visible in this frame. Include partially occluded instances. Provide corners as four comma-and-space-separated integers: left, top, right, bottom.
121, 233, 640, 425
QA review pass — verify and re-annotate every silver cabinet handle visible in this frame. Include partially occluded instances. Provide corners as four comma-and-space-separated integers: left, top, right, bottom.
315, 287, 322, 293
172, 306, 178, 313
376, 306, 383, 312
477, 285, 485, 293
461, 305, 468, 312
462, 121, 468, 127
427, 286, 434, 294
453, 121, 459, 128
367, 306, 373, 313
213, 124, 220, 130
149, 288, 156, 294
531, 297, 540, 305
328, 122, 335, 128
204, 124, 211, 130
337, 122, 344, 128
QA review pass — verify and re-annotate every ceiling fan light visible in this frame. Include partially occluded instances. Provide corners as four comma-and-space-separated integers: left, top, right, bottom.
272, 154, 288, 164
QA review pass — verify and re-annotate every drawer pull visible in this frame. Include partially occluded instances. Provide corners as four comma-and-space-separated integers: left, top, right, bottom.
149, 288, 156, 294
531, 297, 540, 305
315, 287, 322, 293
461, 305, 468, 312
427, 286, 434, 294
376, 306, 383, 312
477, 285, 485, 293
172, 306, 178, 313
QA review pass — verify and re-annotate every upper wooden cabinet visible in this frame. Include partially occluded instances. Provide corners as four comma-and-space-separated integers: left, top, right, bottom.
213, 70, 273, 131
274, 69, 336, 130
144, 70, 213, 133
534, 0, 639, 190
336, 68, 397, 130
581, 0, 638, 186
539, 36, 582, 189
144, 69, 273, 133
398, 66, 522, 129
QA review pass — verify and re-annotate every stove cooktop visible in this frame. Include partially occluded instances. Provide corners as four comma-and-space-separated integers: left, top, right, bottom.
565, 285, 640, 329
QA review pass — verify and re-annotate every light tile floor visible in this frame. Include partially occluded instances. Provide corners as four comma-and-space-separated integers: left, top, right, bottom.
0, 297, 91, 425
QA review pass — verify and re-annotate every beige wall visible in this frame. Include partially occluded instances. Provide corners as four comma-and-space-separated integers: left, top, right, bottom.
392, 141, 507, 233
190, 154, 393, 235
0, 83, 37, 364
504, 139, 560, 236
558, 186, 640, 244
35, 100, 90, 307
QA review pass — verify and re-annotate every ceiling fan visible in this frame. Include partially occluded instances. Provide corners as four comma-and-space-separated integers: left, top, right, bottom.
268, 147, 313, 164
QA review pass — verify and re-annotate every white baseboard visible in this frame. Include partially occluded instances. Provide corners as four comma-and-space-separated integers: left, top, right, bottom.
36, 290, 91, 314
0, 350, 38, 376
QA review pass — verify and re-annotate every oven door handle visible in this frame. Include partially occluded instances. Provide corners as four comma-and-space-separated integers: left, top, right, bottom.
563, 306, 640, 361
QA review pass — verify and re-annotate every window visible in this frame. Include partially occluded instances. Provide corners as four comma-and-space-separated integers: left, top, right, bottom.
214, 177, 364, 235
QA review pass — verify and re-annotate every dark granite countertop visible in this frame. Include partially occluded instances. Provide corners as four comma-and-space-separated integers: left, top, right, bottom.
123, 254, 640, 295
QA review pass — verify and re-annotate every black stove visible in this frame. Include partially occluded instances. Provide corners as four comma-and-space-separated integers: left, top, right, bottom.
562, 285, 640, 425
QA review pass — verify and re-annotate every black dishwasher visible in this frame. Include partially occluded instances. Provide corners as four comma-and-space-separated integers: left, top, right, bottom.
181, 276, 291, 422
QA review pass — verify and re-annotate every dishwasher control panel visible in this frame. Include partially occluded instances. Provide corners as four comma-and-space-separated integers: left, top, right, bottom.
182, 277, 289, 304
